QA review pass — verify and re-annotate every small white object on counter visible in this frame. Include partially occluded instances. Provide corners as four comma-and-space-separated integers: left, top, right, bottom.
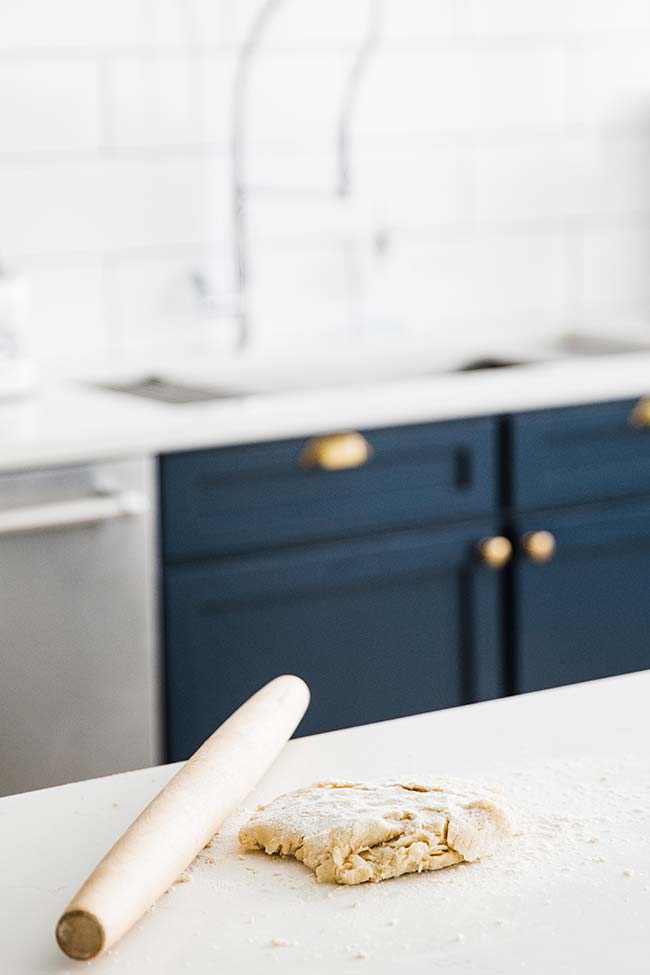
3, 350, 650, 472
2, 672, 649, 974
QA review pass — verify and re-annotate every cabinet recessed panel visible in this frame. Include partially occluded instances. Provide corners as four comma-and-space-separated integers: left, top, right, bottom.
512, 399, 650, 510
164, 524, 503, 760
514, 499, 650, 693
161, 418, 497, 561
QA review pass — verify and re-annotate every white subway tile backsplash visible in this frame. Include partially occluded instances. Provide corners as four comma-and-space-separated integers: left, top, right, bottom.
568, 137, 650, 219
0, 156, 230, 258
387, 229, 571, 331
382, 0, 464, 41
25, 262, 110, 361
469, 0, 650, 37
356, 45, 568, 138
357, 49, 475, 136
131, 0, 198, 48
248, 237, 360, 341
473, 134, 650, 223
187, 0, 255, 46
0, 60, 100, 153
193, 0, 373, 48
473, 45, 569, 132
580, 225, 650, 317
468, 0, 578, 37
109, 55, 205, 148
0, 0, 195, 51
199, 52, 240, 145
354, 145, 473, 228
0, 0, 648, 364
242, 144, 471, 236
580, 43, 650, 129
474, 137, 585, 223
575, 0, 650, 35
194, 0, 462, 49
241, 147, 338, 193
246, 50, 359, 148
0, 1, 127, 50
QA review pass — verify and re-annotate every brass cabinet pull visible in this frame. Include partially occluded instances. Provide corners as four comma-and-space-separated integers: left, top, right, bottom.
477, 535, 512, 570
522, 530, 556, 563
629, 396, 650, 429
300, 432, 373, 471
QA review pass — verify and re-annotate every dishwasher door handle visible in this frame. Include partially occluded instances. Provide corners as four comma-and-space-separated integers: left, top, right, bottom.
0, 490, 150, 537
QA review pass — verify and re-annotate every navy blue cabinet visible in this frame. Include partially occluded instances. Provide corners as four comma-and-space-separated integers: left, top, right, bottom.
160, 416, 502, 761
160, 398, 650, 760
512, 498, 650, 694
509, 397, 650, 694
164, 521, 504, 760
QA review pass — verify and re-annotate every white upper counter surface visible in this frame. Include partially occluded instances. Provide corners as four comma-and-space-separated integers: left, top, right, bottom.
1, 349, 650, 472
2, 672, 649, 974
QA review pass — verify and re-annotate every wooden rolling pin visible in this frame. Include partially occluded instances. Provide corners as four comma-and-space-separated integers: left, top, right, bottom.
56, 674, 310, 961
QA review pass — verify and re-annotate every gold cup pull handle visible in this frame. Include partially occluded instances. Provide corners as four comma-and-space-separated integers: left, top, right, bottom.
629, 396, 650, 429
477, 536, 512, 570
300, 432, 373, 471
522, 530, 557, 563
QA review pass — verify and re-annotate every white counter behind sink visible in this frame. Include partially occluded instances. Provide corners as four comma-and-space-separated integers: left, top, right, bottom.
2, 350, 650, 472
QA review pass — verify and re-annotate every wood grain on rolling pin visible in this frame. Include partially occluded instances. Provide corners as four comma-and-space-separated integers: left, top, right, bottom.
56, 675, 310, 961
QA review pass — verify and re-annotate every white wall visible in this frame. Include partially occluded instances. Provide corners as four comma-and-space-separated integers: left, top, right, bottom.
1, 0, 650, 367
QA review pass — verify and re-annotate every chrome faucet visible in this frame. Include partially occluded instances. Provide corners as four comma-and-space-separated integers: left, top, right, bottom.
211, 0, 385, 350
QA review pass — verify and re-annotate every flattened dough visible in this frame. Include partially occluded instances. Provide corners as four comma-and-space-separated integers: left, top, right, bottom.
239, 779, 513, 885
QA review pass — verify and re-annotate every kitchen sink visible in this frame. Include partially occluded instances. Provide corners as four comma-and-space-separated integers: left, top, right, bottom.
97, 376, 250, 403
95, 356, 529, 405
92, 330, 650, 405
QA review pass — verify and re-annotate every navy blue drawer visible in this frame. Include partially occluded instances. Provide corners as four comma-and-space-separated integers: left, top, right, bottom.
161, 417, 497, 560
511, 398, 650, 510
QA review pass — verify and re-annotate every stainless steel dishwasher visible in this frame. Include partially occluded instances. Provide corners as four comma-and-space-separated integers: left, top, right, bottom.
0, 457, 160, 796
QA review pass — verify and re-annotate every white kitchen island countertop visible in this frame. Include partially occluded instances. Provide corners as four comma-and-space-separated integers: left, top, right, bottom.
2, 672, 649, 974
2, 349, 650, 471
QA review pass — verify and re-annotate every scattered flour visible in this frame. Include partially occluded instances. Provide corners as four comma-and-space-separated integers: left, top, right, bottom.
176, 754, 649, 972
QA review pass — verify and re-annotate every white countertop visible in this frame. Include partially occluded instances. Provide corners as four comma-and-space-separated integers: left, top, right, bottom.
1, 349, 650, 471
2, 672, 649, 974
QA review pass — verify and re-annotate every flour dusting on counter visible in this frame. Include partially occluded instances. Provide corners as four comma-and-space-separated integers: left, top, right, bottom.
158, 754, 650, 974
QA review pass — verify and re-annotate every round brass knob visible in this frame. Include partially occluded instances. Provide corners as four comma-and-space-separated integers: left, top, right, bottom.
478, 535, 513, 570
300, 432, 373, 471
629, 396, 650, 429
522, 530, 556, 563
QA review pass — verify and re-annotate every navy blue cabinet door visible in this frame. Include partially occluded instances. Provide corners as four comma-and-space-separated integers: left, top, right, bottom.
164, 521, 504, 760
513, 497, 650, 694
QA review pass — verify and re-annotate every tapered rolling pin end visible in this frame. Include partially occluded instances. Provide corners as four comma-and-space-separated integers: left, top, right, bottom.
56, 909, 105, 961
